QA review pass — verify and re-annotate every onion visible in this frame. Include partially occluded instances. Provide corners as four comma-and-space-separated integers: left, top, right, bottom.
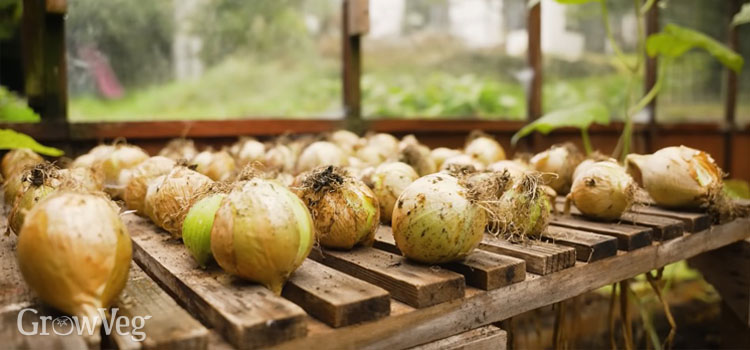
492, 173, 551, 241
60, 167, 105, 192
182, 193, 225, 268
369, 162, 419, 224
440, 154, 485, 172
143, 166, 214, 237
328, 130, 361, 155
366, 133, 400, 155
211, 178, 314, 294
8, 163, 64, 234
17, 191, 131, 333
101, 144, 149, 198
159, 138, 198, 161
192, 149, 236, 181
123, 156, 176, 214
465, 131, 506, 165
230, 137, 265, 168
71, 144, 115, 169
293, 166, 380, 249
530, 143, 583, 195
356, 144, 388, 166
264, 144, 296, 173
567, 161, 637, 221
2, 148, 43, 179
399, 143, 437, 176
392, 173, 487, 264
296, 141, 348, 174
430, 147, 462, 170
487, 160, 529, 180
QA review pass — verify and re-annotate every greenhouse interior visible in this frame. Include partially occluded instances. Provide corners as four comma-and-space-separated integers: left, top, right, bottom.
1, 0, 750, 349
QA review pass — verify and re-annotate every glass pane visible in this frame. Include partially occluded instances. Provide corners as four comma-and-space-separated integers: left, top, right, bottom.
658, 0, 729, 124
542, 0, 639, 121
363, 0, 527, 119
738, 24, 750, 128
66, 0, 342, 121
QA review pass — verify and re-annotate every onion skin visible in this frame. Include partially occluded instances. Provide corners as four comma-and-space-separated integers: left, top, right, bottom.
2, 148, 43, 179
625, 146, 722, 208
399, 143, 437, 176
294, 166, 380, 250
265, 144, 296, 173
328, 130, 361, 155
430, 147, 462, 170
367, 133, 400, 156
487, 160, 529, 180
192, 150, 236, 181
494, 173, 551, 240
101, 144, 149, 198
9, 184, 56, 234
370, 162, 419, 224
568, 162, 636, 221
230, 138, 265, 168
159, 138, 198, 161
440, 154, 486, 172
144, 167, 214, 237
392, 174, 486, 264
183, 193, 225, 268
18, 192, 132, 325
296, 141, 348, 174
530, 143, 583, 195
211, 179, 314, 294
465, 135, 506, 165
124, 156, 176, 214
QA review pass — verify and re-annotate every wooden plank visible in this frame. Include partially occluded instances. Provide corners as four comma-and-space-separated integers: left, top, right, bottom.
478, 235, 575, 275
542, 226, 618, 262
282, 259, 390, 328
110, 263, 209, 350
629, 204, 711, 233
550, 217, 652, 251
409, 325, 507, 350
124, 213, 308, 350
308, 247, 465, 308
373, 227, 526, 290
271, 218, 750, 350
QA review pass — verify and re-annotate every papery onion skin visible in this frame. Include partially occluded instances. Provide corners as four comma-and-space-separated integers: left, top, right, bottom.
183, 193, 225, 268
392, 174, 486, 264
440, 154, 486, 172
124, 156, 176, 214
296, 141, 348, 174
568, 162, 636, 221
2, 148, 43, 179
192, 150, 236, 181
487, 160, 529, 180
294, 166, 380, 250
399, 143, 437, 176
465, 134, 506, 165
356, 144, 388, 166
71, 144, 115, 169
367, 133, 400, 156
264, 144, 296, 173
370, 162, 419, 224
230, 138, 266, 168
530, 143, 583, 195
430, 147, 462, 170
8, 163, 65, 234
101, 144, 149, 198
159, 138, 198, 161
211, 179, 314, 294
144, 166, 214, 237
328, 130, 361, 155
17, 191, 132, 323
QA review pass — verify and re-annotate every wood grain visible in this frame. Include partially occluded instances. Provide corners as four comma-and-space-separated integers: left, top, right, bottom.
550, 216, 652, 251
543, 226, 618, 262
408, 325, 507, 350
629, 204, 711, 233
479, 235, 576, 275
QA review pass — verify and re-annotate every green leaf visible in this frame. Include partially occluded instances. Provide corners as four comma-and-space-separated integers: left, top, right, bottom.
646, 24, 744, 73
511, 102, 609, 145
0, 129, 64, 156
723, 179, 750, 199
0, 86, 41, 122
732, 3, 750, 27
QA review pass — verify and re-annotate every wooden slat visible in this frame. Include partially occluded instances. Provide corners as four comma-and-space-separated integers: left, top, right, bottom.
550, 217, 652, 251
409, 325, 507, 350
629, 204, 711, 233
282, 259, 390, 328
110, 263, 209, 350
373, 227, 526, 290
124, 213, 308, 350
542, 226, 618, 262
478, 235, 576, 275
308, 248, 465, 308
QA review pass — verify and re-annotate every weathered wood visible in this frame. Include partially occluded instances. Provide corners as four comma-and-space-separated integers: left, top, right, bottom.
409, 325, 507, 350
308, 247, 465, 308
346, 0, 369, 35
629, 204, 711, 233
110, 263, 209, 350
373, 227, 526, 290
271, 218, 750, 350
282, 259, 390, 328
543, 226, 618, 262
124, 213, 307, 350
479, 235, 576, 275
550, 216, 652, 251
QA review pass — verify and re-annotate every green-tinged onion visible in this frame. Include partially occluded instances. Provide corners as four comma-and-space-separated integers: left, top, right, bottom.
183, 193, 225, 268
492, 173, 551, 241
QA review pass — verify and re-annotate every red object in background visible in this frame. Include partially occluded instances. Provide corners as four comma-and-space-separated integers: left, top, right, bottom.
78, 45, 124, 99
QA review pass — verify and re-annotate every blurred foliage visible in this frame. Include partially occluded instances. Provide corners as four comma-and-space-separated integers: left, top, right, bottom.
0, 0, 21, 40
511, 101, 609, 145
0, 129, 63, 156
723, 179, 750, 199
0, 86, 40, 123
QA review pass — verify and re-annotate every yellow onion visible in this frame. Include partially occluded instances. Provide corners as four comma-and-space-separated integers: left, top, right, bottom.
70, 144, 115, 169
440, 154, 486, 172
211, 178, 314, 294
17, 191, 131, 331
366, 133, 400, 155
492, 173, 551, 241
59, 167, 105, 192
8, 163, 65, 234
144, 166, 214, 237
264, 144, 296, 173
392, 173, 486, 264
356, 144, 388, 166
567, 161, 637, 221
183, 193, 225, 268
123, 156, 176, 214
3, 171, 25, 205
296, 141, 348, 174
2, 148, 43, 179
430, 147, 462, 169
101, 144, 149, 198
488, 160, 530, 180
369, 162, 419, 224
159, 138, 198, 161
192, 149, 236, 181
465, 132, 506, 165
626, 146, 729, 213
294, 166, 379, 249
399, 143, 437, 176
230, 137, 265, 168
530, 143, 584, 195
328, 129, 361, 155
